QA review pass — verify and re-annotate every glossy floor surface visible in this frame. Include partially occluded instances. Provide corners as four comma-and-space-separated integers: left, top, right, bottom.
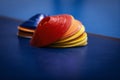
0, 16, 120, 80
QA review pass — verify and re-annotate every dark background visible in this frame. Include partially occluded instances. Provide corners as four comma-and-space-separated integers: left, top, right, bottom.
0, 0, 120, 38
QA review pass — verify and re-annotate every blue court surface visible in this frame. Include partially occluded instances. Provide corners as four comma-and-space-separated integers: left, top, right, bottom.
0, 16, 120, 80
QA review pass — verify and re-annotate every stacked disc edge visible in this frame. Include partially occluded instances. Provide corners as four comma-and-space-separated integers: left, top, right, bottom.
17, 13, 47, 38
30, 14, 88, 48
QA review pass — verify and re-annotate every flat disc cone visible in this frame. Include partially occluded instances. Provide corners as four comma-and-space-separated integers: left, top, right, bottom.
30, 14, 72, 47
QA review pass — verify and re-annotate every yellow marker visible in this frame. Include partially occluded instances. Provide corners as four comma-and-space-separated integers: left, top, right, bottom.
18, 26, 35, 33
50, 37, 88, 48
54, 25, 85, 43
56, 32, 87, 45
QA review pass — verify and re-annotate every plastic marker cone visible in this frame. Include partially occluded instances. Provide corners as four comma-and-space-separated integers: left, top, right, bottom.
30, 14, 88, 48
30, 14, 72, 47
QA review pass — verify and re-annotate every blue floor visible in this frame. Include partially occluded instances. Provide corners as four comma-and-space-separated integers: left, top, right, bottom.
0, 17, 120, 80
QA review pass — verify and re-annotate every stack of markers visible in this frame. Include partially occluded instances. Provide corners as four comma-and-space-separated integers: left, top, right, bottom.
30, 14, 88, 48
17, 13, 47, 38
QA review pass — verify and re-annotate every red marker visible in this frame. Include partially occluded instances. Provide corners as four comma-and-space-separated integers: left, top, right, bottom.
30, 14, 72, 47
